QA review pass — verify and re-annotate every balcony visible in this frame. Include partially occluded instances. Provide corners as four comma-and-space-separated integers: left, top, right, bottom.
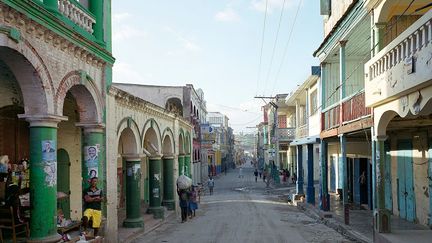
296, 124, 308, 139
322, 105, 340, 131
342, 91, 371, 123
277, 128, 295, 141
365, 9, 432, 107
58, 0, 95, 34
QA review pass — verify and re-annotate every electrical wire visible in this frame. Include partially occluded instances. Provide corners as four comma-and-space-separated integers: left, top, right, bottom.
269, 0, 303, 96
256, 0, 269, 96
262, 0, 287, 94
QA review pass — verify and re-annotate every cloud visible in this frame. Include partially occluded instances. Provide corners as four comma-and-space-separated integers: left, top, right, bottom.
251, 0, 295, 13
113, 25, 147, 41
164, 27, 202, 53
113, 62, 149, 84
215, 8, 240, 22
113, 12, 132, 23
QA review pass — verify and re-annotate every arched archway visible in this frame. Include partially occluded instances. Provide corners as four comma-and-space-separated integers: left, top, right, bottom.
117, 122, 144, 228
161, 129, 175, 210
165, 97, 183, 116
178, 129, 185, 176
184, 131, 192, 178
142, 120, 164, 218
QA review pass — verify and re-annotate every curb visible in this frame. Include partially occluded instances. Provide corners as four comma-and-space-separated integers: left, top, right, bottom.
123, 211, 176, 243
297, 202, 372, 243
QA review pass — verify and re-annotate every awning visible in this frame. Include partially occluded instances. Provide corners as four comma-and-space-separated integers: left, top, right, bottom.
290, 135, 320, 146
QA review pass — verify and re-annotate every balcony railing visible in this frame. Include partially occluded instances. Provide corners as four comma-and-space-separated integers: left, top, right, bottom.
296, 124, 308, 139
58, 0, 95, 34
365, 9, 432, 107
322, 105, 340, 131
278, 128, 295, 141
342, 91, 371, 123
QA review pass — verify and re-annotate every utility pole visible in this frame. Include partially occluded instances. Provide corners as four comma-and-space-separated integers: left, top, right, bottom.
254, 96, 279, 182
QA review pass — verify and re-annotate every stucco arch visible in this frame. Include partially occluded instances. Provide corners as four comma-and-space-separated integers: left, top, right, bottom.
375, 0, 431, 23
162, 128, 175, 155
185, 131, 191, 154
116, 117, 141, 155
142, 118, 162, 155
0, 38, 53, 115
178, 128, 185, 155
55, 71, 103, 123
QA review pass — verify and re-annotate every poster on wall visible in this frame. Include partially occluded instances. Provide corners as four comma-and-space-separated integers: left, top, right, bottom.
41, 140, 56, 161
43, 161, 57, 187
85, 145, 99, 181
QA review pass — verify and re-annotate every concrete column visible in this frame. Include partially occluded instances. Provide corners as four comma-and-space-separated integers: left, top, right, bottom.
148, 156, 164, 219
178, 154, 185, 176
89, 0, 104, 43
339, 40, 347, 100
184, 154, 191, 178
321, 62, 327, 109
306, 144, 315, 205
122, 154, 144, 228
340, 134, 349, 225
162, 156, 175, 210
43, 0, 59, 14
295, 145, 304, 196
320, 140, 330, 211
25, 116, 64, 242
374, 136, 391, 233
374, 23, 386, 55
79, 124, 105, 202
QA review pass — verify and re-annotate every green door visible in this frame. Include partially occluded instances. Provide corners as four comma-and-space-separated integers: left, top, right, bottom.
397, 139, 415, 222
57, 149, 70, 219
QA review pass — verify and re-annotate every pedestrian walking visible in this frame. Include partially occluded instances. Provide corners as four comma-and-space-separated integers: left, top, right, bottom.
254, 169, 258, 182
188, 186, 198, 218
263, 169, 267, 182
292, 172, 297, 184
238, 167, 244, 178
177, 186, 189, 222
259, 169, 262, 178
207, 176, 215, 195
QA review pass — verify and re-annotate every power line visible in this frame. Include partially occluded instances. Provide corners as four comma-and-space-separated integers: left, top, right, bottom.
256, 0, 269, 95
269, 0, 303, 95
262, 0, 287, 94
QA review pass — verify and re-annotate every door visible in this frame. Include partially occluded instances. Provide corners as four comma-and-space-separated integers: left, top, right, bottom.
353, 158, 361, 205
57, 149, 70, 219
397, 139, 415, 222
330, 156, 336, 192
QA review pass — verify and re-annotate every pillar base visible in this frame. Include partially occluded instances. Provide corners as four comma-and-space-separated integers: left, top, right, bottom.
123, 217, 144, 228
320, 193, 330, 211
292, 193, 305, 201
148, 206, 164, 219
28, 233, 62, 243
306, 186, 315, 205
162, 200, 175, 211
374, 209, 391, 233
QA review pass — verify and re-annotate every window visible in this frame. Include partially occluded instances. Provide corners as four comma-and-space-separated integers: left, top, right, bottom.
320, 0, 331, 16
310, 90, 318, 115
278, 115, 287, 128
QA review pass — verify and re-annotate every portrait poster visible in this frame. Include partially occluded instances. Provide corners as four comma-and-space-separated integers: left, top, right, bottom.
85, 145, 99, 169
44, 161, 57, 187
41, 140, 56, 162
88, 167, 98, 179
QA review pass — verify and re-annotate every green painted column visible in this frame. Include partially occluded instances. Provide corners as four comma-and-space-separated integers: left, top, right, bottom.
340, 134, 349, 225
374, 136, 391, 233
27, 117, 62, 242
148, 156, 164, 219
320, 140, 330, 211
123, 155, 144, 228
178, 155, 185, 176
80, 126, 105, 193
162, 156, 175, 210
43, 0, 59, 13
184, 154, 191, 178
89, 0, 104, 43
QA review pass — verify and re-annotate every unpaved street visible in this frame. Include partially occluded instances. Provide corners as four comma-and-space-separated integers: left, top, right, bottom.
134, 167, 351, 243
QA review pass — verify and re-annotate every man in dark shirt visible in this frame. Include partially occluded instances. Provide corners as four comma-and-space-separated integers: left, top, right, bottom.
82, 177, 103, 236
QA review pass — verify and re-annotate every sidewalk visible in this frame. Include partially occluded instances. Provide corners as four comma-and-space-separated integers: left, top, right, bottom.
297, 192, 432, 243
118, 208, 175, 243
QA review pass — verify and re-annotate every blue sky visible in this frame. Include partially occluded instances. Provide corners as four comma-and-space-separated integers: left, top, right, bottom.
112, 0, 323, 133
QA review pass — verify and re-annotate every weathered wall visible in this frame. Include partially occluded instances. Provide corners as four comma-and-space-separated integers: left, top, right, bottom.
323, 0, 356, 37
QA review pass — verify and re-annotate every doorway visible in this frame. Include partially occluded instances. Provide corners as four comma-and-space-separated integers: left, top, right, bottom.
57, 148, 70, 219
397, 139, 416, 222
